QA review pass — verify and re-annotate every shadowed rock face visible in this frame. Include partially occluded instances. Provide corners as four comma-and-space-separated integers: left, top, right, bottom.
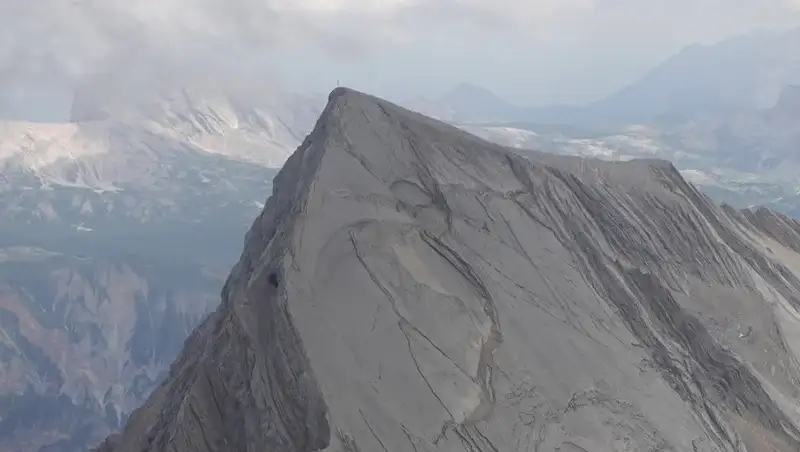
97, 88, 800, 452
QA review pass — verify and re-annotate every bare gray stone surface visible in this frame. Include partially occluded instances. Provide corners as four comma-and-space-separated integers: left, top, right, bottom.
97, 87, 800, 451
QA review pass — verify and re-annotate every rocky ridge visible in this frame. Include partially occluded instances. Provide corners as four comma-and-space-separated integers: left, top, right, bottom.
98, 88, 800, 451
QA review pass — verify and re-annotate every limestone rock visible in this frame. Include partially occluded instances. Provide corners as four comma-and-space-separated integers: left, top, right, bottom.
99, 88, 800, 451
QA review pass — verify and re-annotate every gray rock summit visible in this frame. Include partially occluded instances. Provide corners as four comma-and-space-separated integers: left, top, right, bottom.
97, 87, 800, 451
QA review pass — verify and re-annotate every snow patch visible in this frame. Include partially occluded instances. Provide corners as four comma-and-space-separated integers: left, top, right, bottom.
680, 169, 714, 185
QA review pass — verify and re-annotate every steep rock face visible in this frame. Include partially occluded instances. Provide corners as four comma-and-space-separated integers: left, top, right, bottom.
99, 88, 800, 451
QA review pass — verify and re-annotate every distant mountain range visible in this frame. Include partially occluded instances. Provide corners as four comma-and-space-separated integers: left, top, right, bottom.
411, 27, 800, 126
0, 82, 324, 451
408, 28, 800, 219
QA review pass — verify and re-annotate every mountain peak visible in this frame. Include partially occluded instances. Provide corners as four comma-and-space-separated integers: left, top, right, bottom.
594, 28, 800, 119
66, 78, 325, 168
98, 89, 800, 452
327, 85, 359, 102
445, 82, 498, 98
304, 85, 515, 173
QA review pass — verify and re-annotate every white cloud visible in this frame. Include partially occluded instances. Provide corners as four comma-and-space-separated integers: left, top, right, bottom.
0, 0, 602, 86
1, 0, 800, 113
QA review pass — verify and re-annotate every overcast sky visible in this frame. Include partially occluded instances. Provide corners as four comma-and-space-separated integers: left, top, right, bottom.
3, 0, 800, 118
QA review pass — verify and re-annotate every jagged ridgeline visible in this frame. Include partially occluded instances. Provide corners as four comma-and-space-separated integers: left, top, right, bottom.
97, 88, 800, 451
